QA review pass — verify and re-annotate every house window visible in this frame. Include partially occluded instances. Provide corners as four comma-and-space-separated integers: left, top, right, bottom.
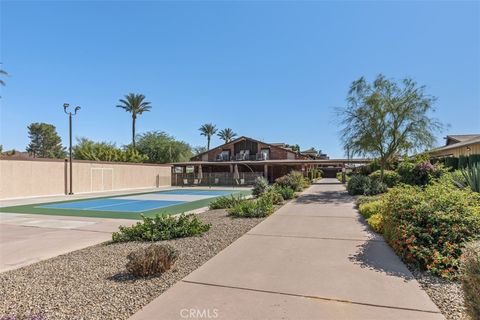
260, 148, 270, 160
174, 166, 184, 173
220, 150, 230, 161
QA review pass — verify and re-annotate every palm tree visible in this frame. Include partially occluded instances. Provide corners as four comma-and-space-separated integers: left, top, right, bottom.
116, 93, 152, 148
0, 69, 7, 86
217, 128, 237, 144
199, 123, 217, 150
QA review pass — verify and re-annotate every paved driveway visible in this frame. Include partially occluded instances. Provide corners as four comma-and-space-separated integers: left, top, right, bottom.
129, 179, 444, 320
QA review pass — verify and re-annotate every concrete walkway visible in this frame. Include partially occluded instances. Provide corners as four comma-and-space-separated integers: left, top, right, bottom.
130, 179, 444, 320
0, 213, 136, 272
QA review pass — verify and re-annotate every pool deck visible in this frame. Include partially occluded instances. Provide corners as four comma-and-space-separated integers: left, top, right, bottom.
0, 186, 250, 273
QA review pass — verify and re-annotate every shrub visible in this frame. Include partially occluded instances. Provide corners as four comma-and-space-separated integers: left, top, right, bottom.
382, 183, 480, 278
336, 172, 342, 182
366, 179, 387, 195
264, 189, 284, 205
369, 170, 400, 188
275, 171, 304, 192
346, 175, 371, 195
252, 176, 270, 197
209, 194, 246, 209
307, 168, 321, 181
356, 195, 383, 207
396, 158, 447, 186
367, 213, 383, 233
336, 171, 351, 183
301, 177, 311, 189
358, 200, 383, 220
228, 195, 274, 218
275, 185, 295, 200
461, 162, 480, 193
460, 241, 480, 320
450, 170, 466, 187
112, 214, 211, 242
126, 244, 178, 277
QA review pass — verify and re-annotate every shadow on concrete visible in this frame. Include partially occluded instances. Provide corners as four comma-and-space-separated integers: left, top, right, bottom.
312, 181, 344, 185
293, 190, 355, 205
348, 217, 414, 281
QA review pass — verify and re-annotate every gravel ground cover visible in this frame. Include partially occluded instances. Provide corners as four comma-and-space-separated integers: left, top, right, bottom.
409, 268, 468, 320
0, 210, 264, 320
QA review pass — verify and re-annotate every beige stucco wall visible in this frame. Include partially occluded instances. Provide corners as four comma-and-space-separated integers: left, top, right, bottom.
0, 159, 171, 200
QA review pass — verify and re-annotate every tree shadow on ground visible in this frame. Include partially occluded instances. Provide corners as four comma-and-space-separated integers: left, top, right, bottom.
293, 190, 356, 205
348, 216, 414, 282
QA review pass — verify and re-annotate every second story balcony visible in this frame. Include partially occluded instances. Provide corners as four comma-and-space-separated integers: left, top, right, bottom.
214, 151, 270, 162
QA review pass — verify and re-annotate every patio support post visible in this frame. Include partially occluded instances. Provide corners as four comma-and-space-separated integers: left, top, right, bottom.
341, 163, 346, 184
264, 164, 268, 180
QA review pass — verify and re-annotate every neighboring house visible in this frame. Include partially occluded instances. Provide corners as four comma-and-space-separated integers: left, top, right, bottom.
300, 147, 329, 160
429, 134, 480, 158
172, 136, 369, 185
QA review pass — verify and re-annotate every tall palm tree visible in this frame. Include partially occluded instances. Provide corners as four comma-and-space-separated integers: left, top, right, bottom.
0, 69, 7, 86
199, 123, 217, 150
217, 128, 237, 144
116, 93, 152, 148
0, 64, 8, 87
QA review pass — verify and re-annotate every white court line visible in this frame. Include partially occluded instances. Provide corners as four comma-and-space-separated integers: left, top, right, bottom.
82, 200, 141, 211
90, 201, 186, 213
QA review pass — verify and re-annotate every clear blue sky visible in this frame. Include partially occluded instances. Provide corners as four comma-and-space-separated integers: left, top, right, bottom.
1, 1, 479, 158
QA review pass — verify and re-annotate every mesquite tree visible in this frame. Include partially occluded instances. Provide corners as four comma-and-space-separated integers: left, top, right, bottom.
338, 75, 443, 179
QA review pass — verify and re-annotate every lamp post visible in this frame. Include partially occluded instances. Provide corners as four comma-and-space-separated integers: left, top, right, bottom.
64, 103, 81, 195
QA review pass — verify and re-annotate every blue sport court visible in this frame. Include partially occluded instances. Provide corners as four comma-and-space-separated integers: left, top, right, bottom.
38, 189, 240, 213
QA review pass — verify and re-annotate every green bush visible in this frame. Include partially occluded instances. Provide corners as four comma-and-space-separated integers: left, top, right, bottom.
275, 171, 304, 192
307, 168, 321, 181
347, 175, 371, 195
112, 214, 211, 242
336, 171, 351, 183
358, 200, 384, 220
369, 170, 400, 188
460, 241, 480, 320
275, 185, 295, 200
445, 157, 459, 170
252, 176, 270, 197
382, 183, 480, 278
264, 189, 284, 205
367, 213, 383, 233
366, 179, 387, 195
301, 177, 311, 189
396, 158, 447, 186
347, 175, 386, 196
228, 195, 274, 218
209, 194, 246, 209
336, 172, 342, 182
356, 195, 383, 207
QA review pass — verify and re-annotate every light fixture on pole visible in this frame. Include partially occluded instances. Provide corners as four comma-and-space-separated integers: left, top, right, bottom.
64, 103, 81, 195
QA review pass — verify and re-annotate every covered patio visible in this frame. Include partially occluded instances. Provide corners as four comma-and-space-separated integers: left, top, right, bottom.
171, 159, 371, 186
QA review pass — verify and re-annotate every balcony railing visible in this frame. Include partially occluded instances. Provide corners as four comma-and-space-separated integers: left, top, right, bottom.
213, 152, 270, 162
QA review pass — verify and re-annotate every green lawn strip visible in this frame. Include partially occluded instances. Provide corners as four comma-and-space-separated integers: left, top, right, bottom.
0, 189, 251, 220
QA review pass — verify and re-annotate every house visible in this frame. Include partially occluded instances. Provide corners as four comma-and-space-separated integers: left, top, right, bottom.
300, 147, 329, 160
172, 136, 370, 185
429, 134, 480, 158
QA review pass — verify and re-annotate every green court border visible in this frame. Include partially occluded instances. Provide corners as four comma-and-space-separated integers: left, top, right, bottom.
0, 189, 251, 220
